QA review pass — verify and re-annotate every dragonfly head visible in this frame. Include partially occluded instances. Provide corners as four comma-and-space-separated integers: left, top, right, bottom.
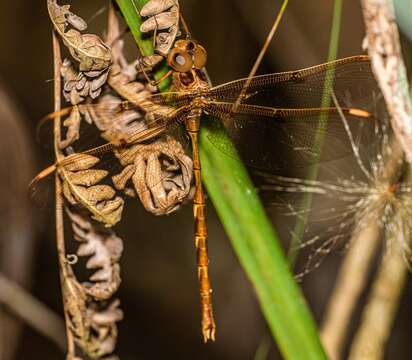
167, 39, 207, 72
168, 39, 209, 91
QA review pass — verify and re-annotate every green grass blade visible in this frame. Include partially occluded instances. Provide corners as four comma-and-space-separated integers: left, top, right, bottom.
200, 121, 326, 360
115, 1, 327, 358
115, 0, 152, 54
287, 0, 343, 265
115, 0, 171, 90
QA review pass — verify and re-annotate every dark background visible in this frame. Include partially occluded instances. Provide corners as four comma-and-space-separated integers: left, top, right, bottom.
0, 0, 411, 359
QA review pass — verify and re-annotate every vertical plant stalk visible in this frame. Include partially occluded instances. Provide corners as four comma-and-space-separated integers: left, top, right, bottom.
320, 221, 381, 360
200, 130, 327, 359
361, 0, 412, 166
115, 1, 327, 358
348, 235, 408, 359
287, 0, 343, 265
320, 137, 404, 360
52, 31, 75, 357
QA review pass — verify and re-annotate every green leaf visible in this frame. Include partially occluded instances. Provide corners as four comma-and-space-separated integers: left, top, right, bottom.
200, 120, 326, 359
115, 0, 171, 90
115, 1, 327, 358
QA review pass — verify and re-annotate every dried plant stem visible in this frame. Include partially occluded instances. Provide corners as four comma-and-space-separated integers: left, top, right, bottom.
0, 273, 66, 350
361, 0, 412, 166
53, 31, 75, 357
320, 140, 403, 360
348, 241, 408, 359
320, 220, 380, 360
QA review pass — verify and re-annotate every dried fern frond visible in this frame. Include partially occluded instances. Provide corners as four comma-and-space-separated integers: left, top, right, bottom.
61, 59, 109, 105
68, 209, 123, 299
62, 209, 123, 359
139, 0, 180, 69
113, 135, 193, 215
60, 154, 124, 227
48, 0, 112, 105
48, 0, 111, 73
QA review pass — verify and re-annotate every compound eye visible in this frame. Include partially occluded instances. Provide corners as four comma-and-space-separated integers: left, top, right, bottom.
192, 44, 207, 69
168, 48, 193, 72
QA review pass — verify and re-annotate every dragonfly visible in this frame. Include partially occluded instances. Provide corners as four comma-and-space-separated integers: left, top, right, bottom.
31, 37, 381, 342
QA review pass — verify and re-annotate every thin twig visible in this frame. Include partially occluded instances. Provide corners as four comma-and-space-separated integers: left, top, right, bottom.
53, 30, 75, 357
0, 273, 66, 350
348, 234, 408, 359
361, 0, 412, 166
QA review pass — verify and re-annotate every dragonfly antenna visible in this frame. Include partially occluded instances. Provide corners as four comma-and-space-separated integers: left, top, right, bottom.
179, 11, 191, 38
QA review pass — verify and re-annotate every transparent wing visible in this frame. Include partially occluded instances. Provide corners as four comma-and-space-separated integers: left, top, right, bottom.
207, 56, 375, 110
201, 55, 385, 174
204, 102, 377, 175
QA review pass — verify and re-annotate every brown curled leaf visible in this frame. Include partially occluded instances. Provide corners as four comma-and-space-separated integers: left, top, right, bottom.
67, 209, 123, 300
85, 300, 123, 357
140, 10, 178, 32
64, 153, 100, 171
113, 136, 193, 215
59, 59, 169, 148
64, 209, 123, 358
140, 0, 180, 67
60, 54, 109, 106
140, 54, 165, 69
140, 0, 178, 16
49, 1, 111, 106
47, 0, 112, 73
59, 154, 124, 226
107, 63, 174, 121
62, 269, 121, 358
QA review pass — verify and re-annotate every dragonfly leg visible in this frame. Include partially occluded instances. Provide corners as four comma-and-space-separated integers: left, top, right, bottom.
136, 60, 173, 87
187, 116, 216, 342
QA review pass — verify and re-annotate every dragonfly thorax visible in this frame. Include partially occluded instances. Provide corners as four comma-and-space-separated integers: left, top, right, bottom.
172, 69, 209, 92
191, 96, 208, 109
